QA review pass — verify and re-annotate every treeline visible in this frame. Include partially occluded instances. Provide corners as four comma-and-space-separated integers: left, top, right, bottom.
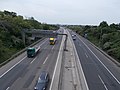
68, 21, 120, 62
0, 10, 58, 63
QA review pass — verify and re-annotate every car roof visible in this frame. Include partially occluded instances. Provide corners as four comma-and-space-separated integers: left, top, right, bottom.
39, 71, 48, 80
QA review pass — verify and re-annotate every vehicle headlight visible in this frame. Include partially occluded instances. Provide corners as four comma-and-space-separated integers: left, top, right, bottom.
34, 87, 38, 90
43, 87, 45, 90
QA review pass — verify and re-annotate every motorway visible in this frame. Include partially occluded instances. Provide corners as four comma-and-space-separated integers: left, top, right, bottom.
0, 29, 63, 90
1, 28, 120, 90
70, 30, 120, 90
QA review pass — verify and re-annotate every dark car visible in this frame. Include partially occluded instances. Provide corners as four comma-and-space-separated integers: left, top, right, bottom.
34, 71, 49, 90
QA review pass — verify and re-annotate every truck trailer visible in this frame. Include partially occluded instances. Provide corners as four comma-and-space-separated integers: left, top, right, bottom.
27, 46, 40, 58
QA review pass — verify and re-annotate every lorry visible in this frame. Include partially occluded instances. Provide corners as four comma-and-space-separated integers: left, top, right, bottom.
27, 46, 40, 58
49, 38, 56, 45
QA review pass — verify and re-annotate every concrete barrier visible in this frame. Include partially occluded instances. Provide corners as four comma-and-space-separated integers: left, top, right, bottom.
49, 30, 65, 90
67, 30, 89, 90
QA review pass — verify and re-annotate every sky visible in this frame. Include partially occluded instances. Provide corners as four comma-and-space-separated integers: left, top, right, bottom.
0, 0, 120, 25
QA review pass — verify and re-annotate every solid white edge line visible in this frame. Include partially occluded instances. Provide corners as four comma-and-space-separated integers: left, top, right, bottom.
49, 32, 64, 90
77, 35, 120, 85
98, 75, 109, 90
0, 56, 26, 78
0, 39, 48, 78
68, 30, 89, 90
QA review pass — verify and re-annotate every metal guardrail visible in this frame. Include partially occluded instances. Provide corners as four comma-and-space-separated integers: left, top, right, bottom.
75, 32, 120, 67
0, 38, 45, 67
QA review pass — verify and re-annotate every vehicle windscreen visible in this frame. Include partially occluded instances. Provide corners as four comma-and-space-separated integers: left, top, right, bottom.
27, 49, 35, 54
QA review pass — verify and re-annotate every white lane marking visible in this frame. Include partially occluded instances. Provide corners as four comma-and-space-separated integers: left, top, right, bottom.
77, 35, 120, 85
30, 57, 37, 64
39, 39, 48, 47
43, 43, 55, 65
0, 56, 27, 78
43, 55, 49, 64
6, 87, 10, 90
85, 53, 88, 58
0, 39, 48, 78
49, 34, 64, 90
30, 39, 49, 64
69, 30, 89, 90
31, 39, 49, 64
98, 75, 108, 90
52, 45, 55, 50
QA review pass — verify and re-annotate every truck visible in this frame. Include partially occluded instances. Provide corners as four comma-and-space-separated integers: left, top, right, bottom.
27, 46, 40, 58
49, 38, 56, 45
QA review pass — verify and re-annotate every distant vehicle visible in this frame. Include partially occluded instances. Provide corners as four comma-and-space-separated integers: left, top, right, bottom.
27, 46, 40, 58
72, 34, 76, 40
49, 38, 56, 45
72, 34, 76, 36
34, 71, 49, 90
84, 33, 88, 39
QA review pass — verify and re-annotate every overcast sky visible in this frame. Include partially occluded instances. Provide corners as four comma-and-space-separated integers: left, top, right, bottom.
0, 0, 120, 25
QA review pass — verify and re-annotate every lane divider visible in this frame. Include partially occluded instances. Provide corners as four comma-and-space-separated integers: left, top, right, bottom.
98, 75, 108, 90
6, 87, 9, 90
77, 34, 120, 85
39, 39, 48, 47
43, 55, 49, 64
0, 56, 27, 78
49, 31, 65, 90
52, 45, 55, 50
68, 30, 89, 90
43, 44, 55, 65
85, 53, 88, 58
0, 39, 48, 78
30, 57, 37, 64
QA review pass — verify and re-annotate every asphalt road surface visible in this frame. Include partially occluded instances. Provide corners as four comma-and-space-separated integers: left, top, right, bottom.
70, 30, 120, 90
1, 28, 120, 90
0, 29, 63, 90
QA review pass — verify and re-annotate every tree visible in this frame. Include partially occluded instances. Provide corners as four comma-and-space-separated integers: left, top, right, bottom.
0, 10, 59, 63
42, 24, 50, 30
99, 21, 108, 28
110, 23, 120, 31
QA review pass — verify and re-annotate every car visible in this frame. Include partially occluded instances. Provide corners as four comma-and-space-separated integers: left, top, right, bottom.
34, 71, 49, 90
72, 34, 76, 40
73, 37, 76, 40
72, 34, 74, 37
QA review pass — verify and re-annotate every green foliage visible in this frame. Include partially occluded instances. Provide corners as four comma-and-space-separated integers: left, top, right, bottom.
99, 21, 108, 28
0, 10, 59, 63
68, 21, 120, 62
42, 23, 50, 30
103, 42, 112, 50
67, 25, 83, 35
